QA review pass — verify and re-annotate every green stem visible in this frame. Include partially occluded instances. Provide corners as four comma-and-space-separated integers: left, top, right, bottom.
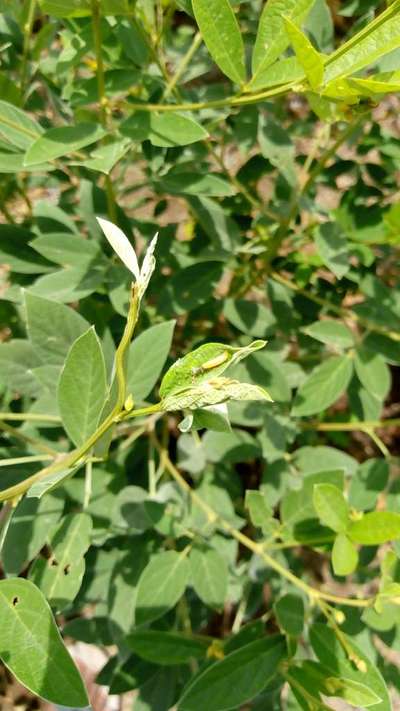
123, 80, 296, 113
83, 458, 93, 510
0, 454, 53, 468
20, 0, 37, 98
90, 0, 118, 224
152, 435, 374, 610
270, 270, 400, 343
0, 288, 140, 503
301, 418, 400, 431
0, 412, 61, 423
162, 32, 203, 100
0, 419, 59, 456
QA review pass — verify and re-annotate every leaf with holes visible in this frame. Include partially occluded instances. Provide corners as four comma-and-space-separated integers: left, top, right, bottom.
29, 513, 92, 612
0, 578, 88, 706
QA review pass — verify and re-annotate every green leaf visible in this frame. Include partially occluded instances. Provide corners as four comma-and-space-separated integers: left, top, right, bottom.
0, 578, 88, 707
292, 355, 353, 417
121, 112, 208, 147
160, 340, 266, 398
189, 545, 228, 609
245, 490, 273, 532
313, 483, 349, 533
250, 0, 315, 87
284, 17, 324, 89
0, 152, 52, 173
0, 224, 53, 274
58, 327, 107, 447
223, 298, 276, 337
310, 623, 391, 711
25, 292, 90, 366
303, 320, 354, 348
135, 550, 190, 625
325, 2, 400, 82
38, 0, 91, 16
157, 172, 235, 197
24, 123, 106, 166
258, 115, 297, 186
70, 138, 131, 174
274, 594, 304, 636
26, 465, 81, 499
127, 320, 175, 402
0, 340, 42, 397
349, 459, 389, 510
192, 0, 246, 84
1, 494, 64, 575
332, 532, 358, 576
29, 513, 92, 612
354, 346, 391, 400
30, 232, 102, 268
178, 635, 286, 711
160, 261, 223, 316
162, 377, 272, 411
247, 57, 304, 92
0, 99, 43, 149
348, 511, 400, 545
314, 222, 350, 279
127, 631, 209, 666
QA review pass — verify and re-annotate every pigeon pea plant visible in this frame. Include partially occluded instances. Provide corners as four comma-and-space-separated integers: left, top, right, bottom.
1, 0, 400, 709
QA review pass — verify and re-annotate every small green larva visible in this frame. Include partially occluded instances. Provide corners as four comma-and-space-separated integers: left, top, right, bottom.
191, 351, 230, 377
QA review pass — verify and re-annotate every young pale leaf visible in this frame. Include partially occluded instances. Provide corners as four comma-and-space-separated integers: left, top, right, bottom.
284, 17, 324, 89
250, 0, 315, 88
161, 377, 272, 412
58, 327, 107, 447
25, 292, 90, 366
97, 217, 140, 279
178, 635, 286, 711
0, 100, 43, 150
192, 0, 246, 85
160, 340, 266, 398
289, 661, 382, 708
292, 355, 353, 417
135, 550, 190, 625
303, 320, 354, 349
189, 546, 228, 610
348, 512, 400, 545
313, 483, 349, 533
332, 533, 358, 576
0, 578, 88, 707
126, 631, 208, 666
274, 594, 304, 636
24, 123, 106, 166
127, 320, 175, 402
29, 513, 92, 612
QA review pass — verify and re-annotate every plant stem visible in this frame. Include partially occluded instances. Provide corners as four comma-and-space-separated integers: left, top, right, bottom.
0, 412, 61, 423
301, 418, 400, 431
20, 0, 36, 98
162, 32, 203, 100
0, 454, 53, 467
270, 270, 400, 342
0, 288, 140, 503
83, 458, 93, 510
151, 435, 374, 610
90, 0, 118, 223
0, 419, 59, 456
123, 80, 297, 113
